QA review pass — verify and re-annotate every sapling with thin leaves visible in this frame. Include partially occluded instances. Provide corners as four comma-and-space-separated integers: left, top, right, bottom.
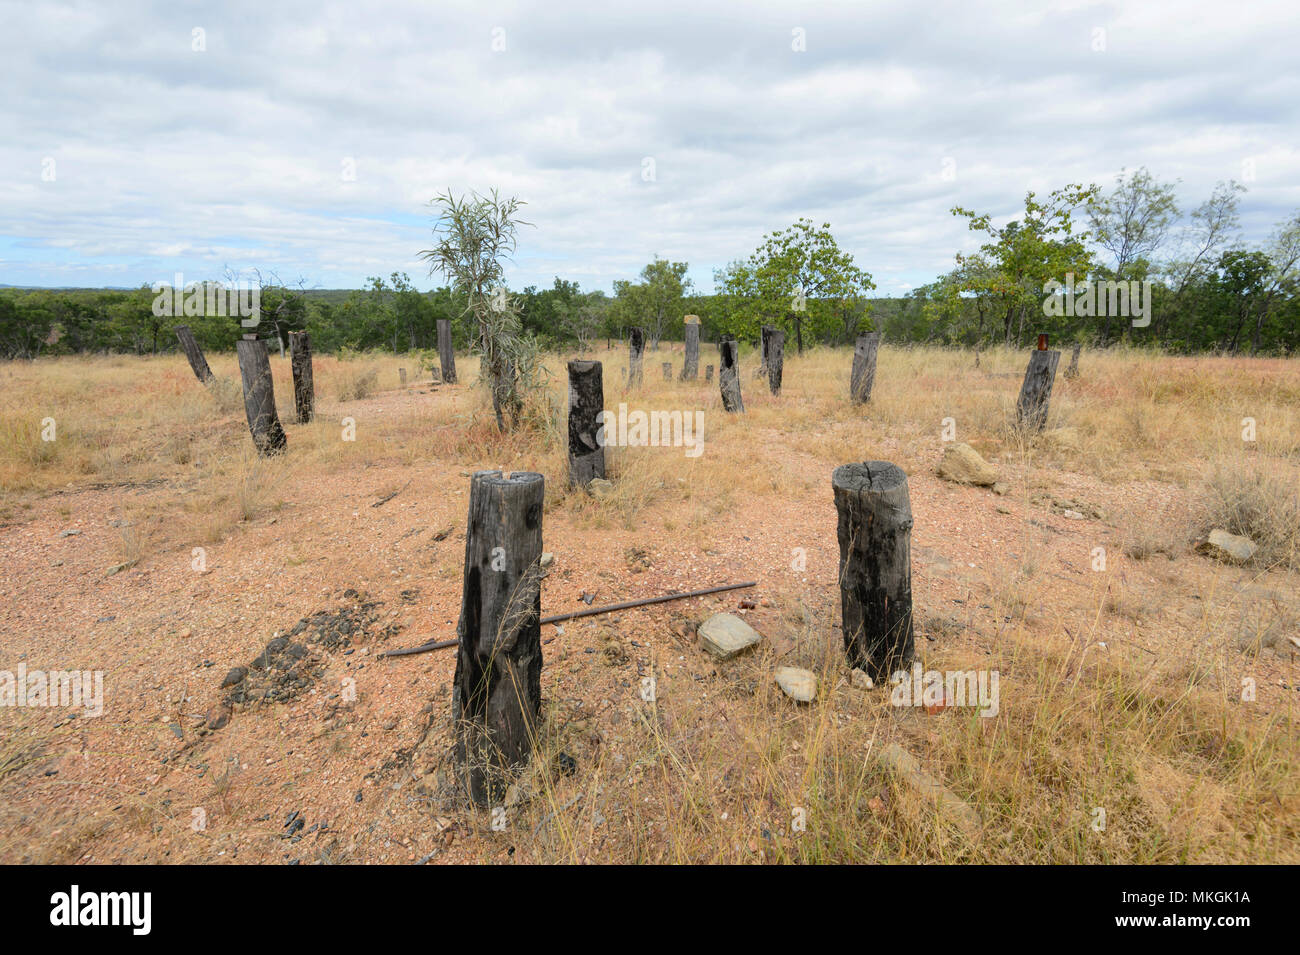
419, 189, 547, 432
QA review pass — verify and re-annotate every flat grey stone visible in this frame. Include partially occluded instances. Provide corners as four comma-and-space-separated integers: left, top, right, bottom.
698, 613, 761, 660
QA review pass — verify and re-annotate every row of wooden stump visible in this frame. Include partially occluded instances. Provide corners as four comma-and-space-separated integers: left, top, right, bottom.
175, 319, 461, 456
615, 325, 1060, 431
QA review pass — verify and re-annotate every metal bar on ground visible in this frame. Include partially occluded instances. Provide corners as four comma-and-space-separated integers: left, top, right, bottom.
377, 580, 757, 658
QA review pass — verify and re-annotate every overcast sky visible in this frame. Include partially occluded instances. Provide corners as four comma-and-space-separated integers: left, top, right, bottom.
2, 0, 1298, 295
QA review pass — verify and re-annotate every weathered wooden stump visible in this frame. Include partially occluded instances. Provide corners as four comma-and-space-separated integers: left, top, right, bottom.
1016, 347, 1061, 431
758, 325, 776, 378
1064, 342, 1082, 379
705, 364, 714, 382
628, 327, 645, 386
452, 470, 545, 807
437, 319, 457, 384
767, 328, 785, 396
399, 367, 407, 386
833, 461, 914, 682
235, 338, 287, 456
681, 319, 700, 380
850, 332, 880, 403
175, 325, 213, 383
287, 330, 314, 424
662, 361, 672, 381
567, 360, 605, 488
719, 338, 744, 413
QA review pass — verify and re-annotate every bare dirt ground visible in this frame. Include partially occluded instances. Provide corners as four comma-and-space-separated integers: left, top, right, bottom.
1, 345, 1297, 863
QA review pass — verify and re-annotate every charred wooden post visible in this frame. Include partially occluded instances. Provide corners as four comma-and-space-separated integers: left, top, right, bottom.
767, 328, 785, 396
1064, 342, 1082, 379
682, 317, 700, 380
175, 325, 213, 383
437, 319, 457, 384
1016, 346, 1061, 431
850, 332, 880, 403
399, 367, 407, 386
235, 337, 287, 456
662, 361, 672, 381
567, 360, 605, 488
833, 461, 914, 683
719, 337, 744, 413
452, 470, 545, 807
628, 327, 645, 385
287, 330, 314, 424
705, 364, 714, 382
758, 325, 776, 378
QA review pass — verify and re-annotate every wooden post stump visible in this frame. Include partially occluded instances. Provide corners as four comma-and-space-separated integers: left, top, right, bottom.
682, 320, 700, 380
399, 367, 407, 386
452, 470, 545, 807
851, 332, 880, 403
767, 328, 785, 396
1064, 342, 1081, 379
758, 325, 776, 378
628, 327, 645, 386
437, 319, 457, 384
235, 338, 287, 456
705, 364, 714, 382
833, 461, 914, 682
662, 362, 672, 381
175, 325, 213, 383
719, 338, 744, 413
1016, 347, 1060, 431
288, 330, 314, 424
567, 360, 605, 488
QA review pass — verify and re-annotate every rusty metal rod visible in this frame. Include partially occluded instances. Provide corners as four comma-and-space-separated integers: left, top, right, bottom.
378, 580, 757, 658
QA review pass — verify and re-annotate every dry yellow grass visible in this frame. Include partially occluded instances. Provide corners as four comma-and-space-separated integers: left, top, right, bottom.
0, 343, 1297, 864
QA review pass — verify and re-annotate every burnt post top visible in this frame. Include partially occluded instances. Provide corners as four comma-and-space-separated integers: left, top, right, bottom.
470, 469, 543, 489
833, 461, 913, 524
568, 359, 601, 373
832, 461, 907, 493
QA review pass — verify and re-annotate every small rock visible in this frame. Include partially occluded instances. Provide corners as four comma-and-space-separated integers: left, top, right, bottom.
937, 443, 997, 487
220, 667, 248, 689
1061, 509, 1085, 520
1196, 528, 1257, 564
991, 481, 1009, 496
59, 529, 81, 537
554, 752, 577, 777
698, 613, 762, 660
775, 667, 817, 703
586, 478, 615, 499
206, 704, 232, 730
539, 552, 554, 569
850, 668, 874, 690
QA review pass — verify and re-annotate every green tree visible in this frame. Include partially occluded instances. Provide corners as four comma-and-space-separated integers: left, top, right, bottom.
721, 219, 872, 353
952, 184, 1098, 346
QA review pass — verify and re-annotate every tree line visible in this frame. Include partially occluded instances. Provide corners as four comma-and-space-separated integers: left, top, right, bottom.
2, 167, 1296, 360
